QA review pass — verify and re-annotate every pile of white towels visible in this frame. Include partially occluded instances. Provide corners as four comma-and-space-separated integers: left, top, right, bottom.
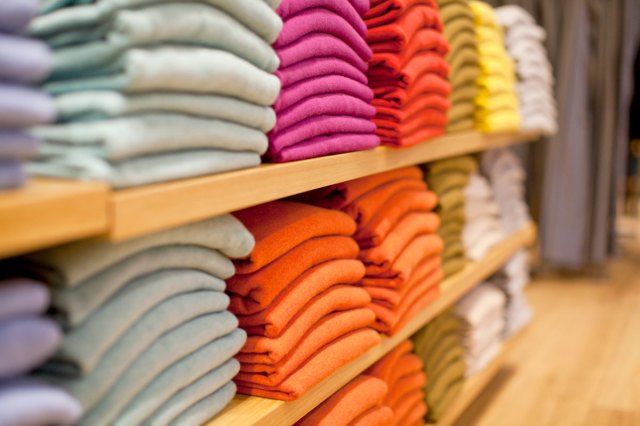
454, 283, 506, 377
462, 169, 506, 261
495, 5, 558, 136
482, 148, 533, 337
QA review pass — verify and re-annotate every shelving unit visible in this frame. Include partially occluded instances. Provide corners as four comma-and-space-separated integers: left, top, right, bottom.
0, 131, 538, 258
208, 222, 537, 426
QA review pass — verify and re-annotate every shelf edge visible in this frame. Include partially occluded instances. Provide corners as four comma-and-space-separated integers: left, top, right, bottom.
109, 132, 539, 241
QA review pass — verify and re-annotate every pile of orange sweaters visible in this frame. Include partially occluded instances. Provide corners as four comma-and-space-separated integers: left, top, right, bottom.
228, 202, 380, 400
300, 166, 444, 336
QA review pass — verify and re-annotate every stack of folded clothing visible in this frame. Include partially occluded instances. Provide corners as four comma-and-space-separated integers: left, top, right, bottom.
482, 148, 533, 336
365, 340, 428, 425
481, 148, 530, 233
9, 215, 254, 424
455, 283, 506, 376
469, 1, 521, 133
438, 0, 480, 133
228, 201, 380, 401
296, 375, 393, 425
364, 0, 452, 147
495, 6, 557, 136
0, 0, 54, 190
412, 311, 466, 423
299, 167, 444, 335
25, 1, 283, 188
425, 156, 478, 277
498, 252, 533, 337
267, 0, 380, 162
0, 278, 82, 425
463, 171, 506, 261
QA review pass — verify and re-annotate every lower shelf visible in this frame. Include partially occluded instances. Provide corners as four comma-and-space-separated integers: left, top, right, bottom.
207, 222, 537, 426
434, 330, 526, 426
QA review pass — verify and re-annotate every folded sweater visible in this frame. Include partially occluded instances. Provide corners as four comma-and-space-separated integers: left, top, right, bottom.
0, 83, 55, 129
0, 34, 52, 84
237, 309, 375, 386
29, 149, 262, 188
0, 131, 40, 160
299, 166, 423, 209
0, 379, 82, 426
365, 0, 438, 28
236, 328, 380, 400
44, 312, 238, 414
54, 90, 275, 132
34, 113, 268, 162
228, 236, 359, 315
238, 296, 372, 364
296, 375, 388, 425
143, 375, 236, 426
233, 201, 356, 273
44, 48, 281, 107
272, 93, 374, 133
0, 278, 49, 321
47, 273, 228, 376
0, 317, 61, 379
18, 214, 253, 288
238, 259, 365, 337
277, 0, 368, 37
30, 0, 284, 44
113, 333, 244, 426
0, 0, 38, 34
274, 9, 371, 63
360, 211, 440, 276
50, 4, 279, 78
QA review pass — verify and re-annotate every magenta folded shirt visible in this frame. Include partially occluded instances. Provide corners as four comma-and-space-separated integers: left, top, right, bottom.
277, 33, 368, 72
269, 115, 376, 152
276, 57, 367, 88
267, 133, 380, 162
349, 0, 370, 15
274, 75, 373, 111
275, 9, 371, 63
272, 93, 375, 133
276, 0, 367, 37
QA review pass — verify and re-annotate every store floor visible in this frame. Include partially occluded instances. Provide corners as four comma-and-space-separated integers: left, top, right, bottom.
456, 249, 640, 426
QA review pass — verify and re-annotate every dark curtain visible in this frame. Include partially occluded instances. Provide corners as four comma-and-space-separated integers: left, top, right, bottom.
486, 0, 640, 268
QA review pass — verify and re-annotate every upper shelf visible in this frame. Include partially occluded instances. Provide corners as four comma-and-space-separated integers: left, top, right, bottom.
0, 178, 109, 259
110, 131, 538, 240
207, 222, 538, 426
0, 131, 539, 258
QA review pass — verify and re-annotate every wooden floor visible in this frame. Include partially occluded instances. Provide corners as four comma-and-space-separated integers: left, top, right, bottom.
455, 249, 640, 426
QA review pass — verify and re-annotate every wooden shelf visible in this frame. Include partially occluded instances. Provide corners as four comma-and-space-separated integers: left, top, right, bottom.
0, 131, 538, 258
0, 178, 109, 259
434, 330, 527, 426
207, 222, 537, 426
109, 131, 538, 240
